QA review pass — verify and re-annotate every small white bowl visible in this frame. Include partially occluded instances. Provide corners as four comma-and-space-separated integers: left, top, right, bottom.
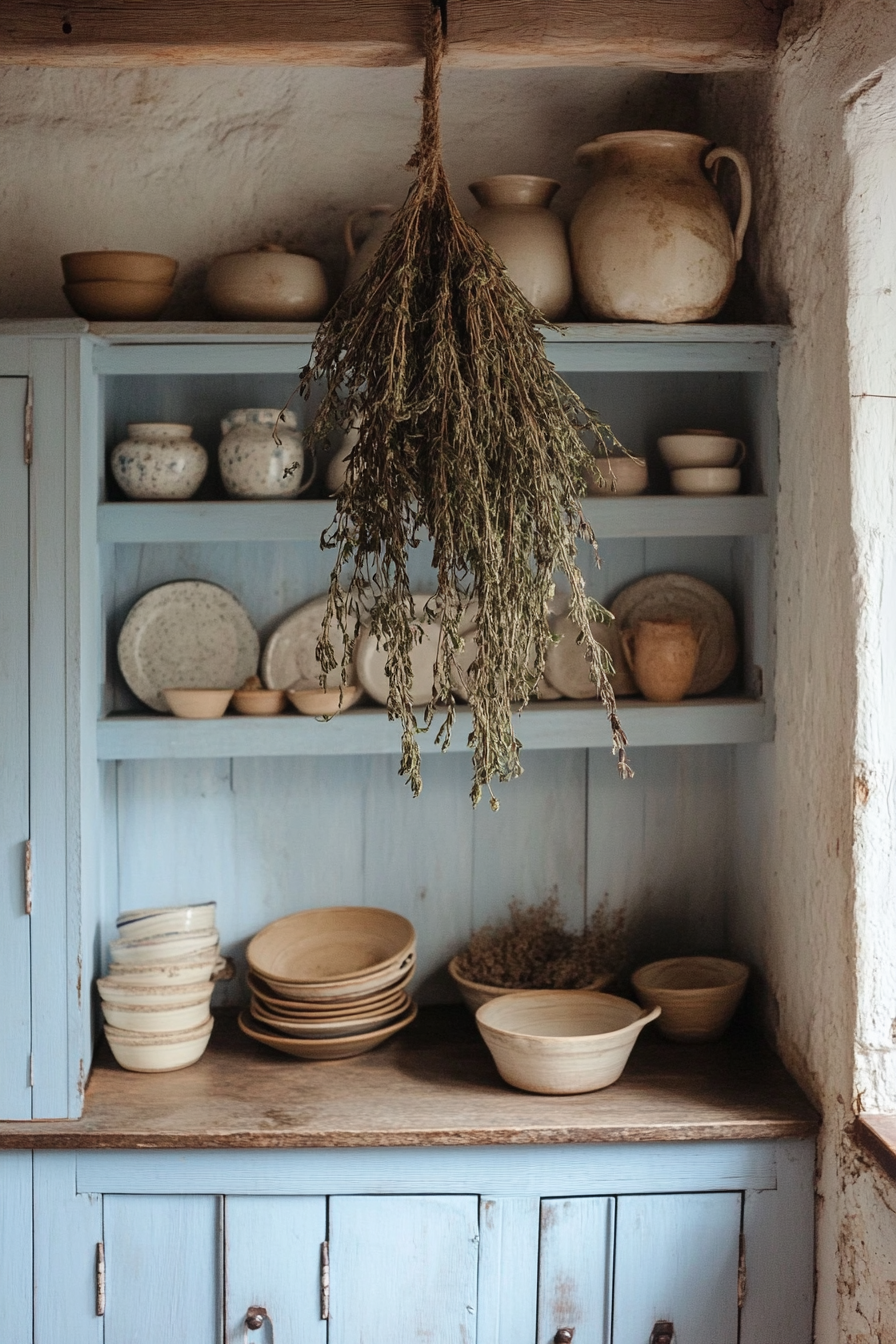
102, 994, 213, 1034
97, 977, 214, 1007
104, 1018, 214, 1072
670, 466, 740, 496
658, 433, 745, 469
116, 902, 217, 938
476, 990, 660, 1094
110, 930, 220, 964
583, 455, 648, 497
106, 954, 220, 986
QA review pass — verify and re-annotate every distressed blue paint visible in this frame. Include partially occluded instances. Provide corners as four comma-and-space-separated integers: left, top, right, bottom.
33, 1151, 103, 1344
224, 1195, 327, 1344
0, 1151, 32, 1343
612, 1192, 742, 1344
741, 1137, 816, 1344
329, 1195, 480, 1344
477, 1196, 540, 1344
537, 1197, 614, 1344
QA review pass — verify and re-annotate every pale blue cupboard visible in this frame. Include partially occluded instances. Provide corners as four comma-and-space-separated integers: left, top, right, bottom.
0, 322, 816, 1343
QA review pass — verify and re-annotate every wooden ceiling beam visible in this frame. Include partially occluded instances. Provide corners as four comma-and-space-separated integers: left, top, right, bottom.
1, 1, 783, 71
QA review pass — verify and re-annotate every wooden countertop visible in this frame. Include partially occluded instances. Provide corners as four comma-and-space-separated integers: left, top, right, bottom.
0, 1008, 818, 1149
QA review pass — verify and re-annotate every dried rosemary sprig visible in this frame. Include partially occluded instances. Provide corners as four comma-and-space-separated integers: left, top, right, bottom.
299, 5, 631, 807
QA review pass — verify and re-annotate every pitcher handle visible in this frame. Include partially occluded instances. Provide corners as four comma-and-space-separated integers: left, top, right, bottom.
344, 205, 393, 259
295, 445, 317, 497
620, 626, 637, 674
705, 146, 752, 262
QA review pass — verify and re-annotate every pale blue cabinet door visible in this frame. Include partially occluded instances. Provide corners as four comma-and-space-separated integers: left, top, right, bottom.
537, 1198, 614, 1344
0, 377, 31, 1119
102, 1194, 220, 1344
612, 1194, 742, 1344
224, 1195, 327, 1344
328, 1195, 480, 1344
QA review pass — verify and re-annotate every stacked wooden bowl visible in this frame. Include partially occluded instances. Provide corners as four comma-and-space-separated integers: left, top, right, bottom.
239, 907, 417, 1060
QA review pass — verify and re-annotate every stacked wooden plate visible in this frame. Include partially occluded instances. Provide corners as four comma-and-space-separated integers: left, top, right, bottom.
239, 907, 417, 1060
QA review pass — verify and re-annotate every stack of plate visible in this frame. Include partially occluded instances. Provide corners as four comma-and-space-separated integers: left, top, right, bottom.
98, 903, 221, 1072
239, 907, 417, 1060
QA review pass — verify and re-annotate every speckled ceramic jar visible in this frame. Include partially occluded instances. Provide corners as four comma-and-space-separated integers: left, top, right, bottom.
218, 408, 312, 500
111, 423, 208, 501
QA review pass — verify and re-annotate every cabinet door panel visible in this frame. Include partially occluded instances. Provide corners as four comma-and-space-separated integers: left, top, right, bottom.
537, 1197, 614, 1344
103, 1194, 219, 1344
328, 1195, 479, 1344
224, 1195, 327, 1344
0, 377, 31, 1119
612, 1193, 741, 1344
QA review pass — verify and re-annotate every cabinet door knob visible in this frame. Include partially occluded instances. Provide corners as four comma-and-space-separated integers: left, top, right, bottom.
245, 1305, 275, 1338
555, 1329, 575, 1344
649, 1322, 674, 1344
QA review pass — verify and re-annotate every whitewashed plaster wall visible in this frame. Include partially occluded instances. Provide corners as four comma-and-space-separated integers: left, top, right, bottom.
709, 3, 896, 1340
0, 63, 697, 317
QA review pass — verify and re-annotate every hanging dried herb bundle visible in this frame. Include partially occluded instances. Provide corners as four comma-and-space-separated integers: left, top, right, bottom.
299, 4, 630, 807
455, 893, 627, 991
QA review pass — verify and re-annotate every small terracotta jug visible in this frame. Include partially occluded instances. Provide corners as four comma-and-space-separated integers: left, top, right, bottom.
468, 175, 573, 319
621, 619, 700, 702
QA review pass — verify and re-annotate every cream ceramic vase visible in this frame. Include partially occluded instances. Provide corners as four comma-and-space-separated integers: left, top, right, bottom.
111, 423, 208, 501
621, 619, 700, 702
468, 175, 573, 320
343, 206, 396, 290
218, 409, 312, 500
570, 132, 752, 323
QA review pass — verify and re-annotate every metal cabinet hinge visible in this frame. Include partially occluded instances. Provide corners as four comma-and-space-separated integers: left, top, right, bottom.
737, 1232, 747, 1309
24, 839, 32, 915
96, 1242, 105, 1316
320, 1240, 329, 1320
24, 377, 33, 466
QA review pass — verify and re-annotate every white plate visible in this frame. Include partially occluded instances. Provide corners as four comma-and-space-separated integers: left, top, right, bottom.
118, 581, 259, 712
544, 609, 635, 698
611, 573, 738, 696
354, 594, 443, 708
261, 594, 358, 691
450, 626, 563, 703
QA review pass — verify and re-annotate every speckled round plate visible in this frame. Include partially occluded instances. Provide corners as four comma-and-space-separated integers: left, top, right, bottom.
261, 594, 358, 691
117, 581, 259, 712
238, 1002, 418, 1060
611, 573, 738, 696
543, 609, 635, 698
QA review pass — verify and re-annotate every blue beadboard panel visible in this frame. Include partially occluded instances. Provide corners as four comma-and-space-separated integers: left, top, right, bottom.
103, 1193, 221, 1344
328, 1195, 480, 1344
0, 1151, 32, 1343
33, 1152, 103, 1344
75, 1141, 778, 1197
477, 1197, 540, 1344
612, 1192, 742, 1344
224, 1195, 327, 1344
741, 1138, 815, 1344
537, 1198, 615, 1344
0, 378, 32, 1118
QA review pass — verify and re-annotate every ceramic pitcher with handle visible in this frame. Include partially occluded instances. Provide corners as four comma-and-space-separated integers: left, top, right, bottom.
621, 618, 701, 702
343, 205, 396, 290
468, 175, 572, 319
570, 131, 752, 323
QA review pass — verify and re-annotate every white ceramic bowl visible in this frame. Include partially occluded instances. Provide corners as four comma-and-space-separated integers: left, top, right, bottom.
205, 247, 328, 321
475, 990, 660, 1094
448, 956, 612, 1013
110, 930, 220, 964
104, 1018, 214, 1072
658, 433, 745, 469
106, 954, 221, 986
631, 956, 749, 1042
97, 977, 214, 1007
101, 994, 213, 1034
583, 455, 648, 496
116, 902, 217, 938
670, 466, 740, 496
162, 687, 234, 719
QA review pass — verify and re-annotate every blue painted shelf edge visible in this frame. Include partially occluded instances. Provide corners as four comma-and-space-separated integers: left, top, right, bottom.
96, 697, 772, 760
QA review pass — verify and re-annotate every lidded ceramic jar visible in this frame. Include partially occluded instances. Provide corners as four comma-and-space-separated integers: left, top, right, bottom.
569, 131, 752, 323
218, 409, 312, 500
468, 175, 573, 320
343, 206, 396, 290
205, 244, 328, 321
111, 423, 208, 501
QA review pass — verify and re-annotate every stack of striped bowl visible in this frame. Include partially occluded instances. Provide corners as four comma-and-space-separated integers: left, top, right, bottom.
97, 902, 222, 1072
239, 906, 417, 1060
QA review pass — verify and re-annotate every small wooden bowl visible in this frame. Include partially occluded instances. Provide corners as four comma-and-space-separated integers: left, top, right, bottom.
448, 956, 612, 1013
476, 990, 659, 1095
631, 956, 749, 1042
61, 250, 178, 284
162, 688, 234, 719
232, 687, 287, 716
287, 684, 363, 716
63, 279, 172, 320
247, 906, 416, 988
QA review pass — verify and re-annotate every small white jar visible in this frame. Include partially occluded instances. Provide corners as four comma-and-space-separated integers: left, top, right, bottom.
111, 423, 208, 501
218, 408, 312, 500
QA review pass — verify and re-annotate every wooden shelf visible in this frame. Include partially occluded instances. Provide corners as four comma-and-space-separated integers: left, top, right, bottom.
0, 1008, 817, 1150
97, 495, 772, 544
96, 697, 771, 760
